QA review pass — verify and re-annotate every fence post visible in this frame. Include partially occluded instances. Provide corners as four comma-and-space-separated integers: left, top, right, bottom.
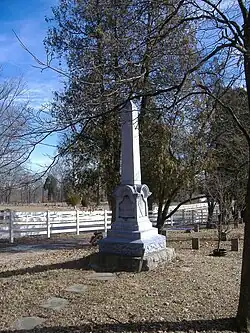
9, 210, 14, 244
191, 210, 195, 224
170, 214, 174, 227
215, 209, 219, 222
182, 209, 185, 223
76, 209, 80, 235
200, 210, 203, 224
104, 209, 108, 235
46, 211, 51, 239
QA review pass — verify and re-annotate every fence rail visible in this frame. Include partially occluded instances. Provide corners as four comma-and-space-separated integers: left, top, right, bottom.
0, 210, 113, 243
0, 203, 210, 243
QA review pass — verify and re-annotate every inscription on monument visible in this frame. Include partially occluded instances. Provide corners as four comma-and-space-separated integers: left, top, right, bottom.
119, 195, 135, 218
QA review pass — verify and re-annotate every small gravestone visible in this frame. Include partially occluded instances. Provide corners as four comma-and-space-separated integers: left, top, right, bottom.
194, 224, 199, 232
15, 317, 45, 330
65, 284, 88, 294
41, 297, 69, 311
221, 232, 227, 241
234, 221, 239, 228
192, 238, 200, 250
231, 238, 239, 251
87, 272, 116, 281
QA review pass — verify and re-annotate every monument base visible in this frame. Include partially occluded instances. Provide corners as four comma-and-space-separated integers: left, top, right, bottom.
99, 234, 167, 257
89, 248, 176, 272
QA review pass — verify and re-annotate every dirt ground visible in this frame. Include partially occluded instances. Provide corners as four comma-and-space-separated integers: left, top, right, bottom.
0, 227, 244, 333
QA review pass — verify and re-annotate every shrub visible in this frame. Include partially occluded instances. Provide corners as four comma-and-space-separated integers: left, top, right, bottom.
66, 193, 81, 208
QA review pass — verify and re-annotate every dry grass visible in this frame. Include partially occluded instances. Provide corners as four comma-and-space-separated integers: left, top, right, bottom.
0, 227, 244, 333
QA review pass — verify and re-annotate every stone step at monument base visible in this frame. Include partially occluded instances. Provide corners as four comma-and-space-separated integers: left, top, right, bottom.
99, 234, 167, 257
89, 248, 176, 272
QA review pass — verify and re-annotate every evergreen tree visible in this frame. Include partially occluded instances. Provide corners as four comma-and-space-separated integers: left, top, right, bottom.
45, 0, 199, 221
43, 175, 57, 202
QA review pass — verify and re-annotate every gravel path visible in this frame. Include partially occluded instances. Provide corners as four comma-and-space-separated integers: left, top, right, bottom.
0, 231, 243, 333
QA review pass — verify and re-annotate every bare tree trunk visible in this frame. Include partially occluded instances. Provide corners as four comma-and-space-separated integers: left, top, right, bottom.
6, 189, 11, 204
48, 191, 51, 202
237, 151, 250, 330
148, 196, 153, 211
157, 199, 171, 232
237, 14, 250, 330
96, 173, 101, 206
107, 194, 116, 224
207, 197, 215, 228
217, 214, 222, 250
156, 198, 164, 231
42, 188, 44, 203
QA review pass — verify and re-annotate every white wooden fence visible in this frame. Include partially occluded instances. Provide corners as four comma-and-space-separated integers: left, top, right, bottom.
0, 210, 112, 243
0, 203, 210, 243
150, 203, 211, 227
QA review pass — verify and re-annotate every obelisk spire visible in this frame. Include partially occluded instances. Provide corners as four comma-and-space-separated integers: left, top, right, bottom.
121, 101, 141, 185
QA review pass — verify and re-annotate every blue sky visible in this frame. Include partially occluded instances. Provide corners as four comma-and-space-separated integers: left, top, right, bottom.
0, 0, 62, 171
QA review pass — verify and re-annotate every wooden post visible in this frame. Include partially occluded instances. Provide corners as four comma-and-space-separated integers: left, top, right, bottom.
221, 232, 227, 241
238, 210, 242, 223
231, 238, 239, 251
201, 210, 203, 224
234, 220, 239, 228
104, 209, 108, 235
192, 238, 200, 250
76, 209, 80, 235
9, 210, 14, 244
191, 210, 195, 225
46, 210, 51, 238
194, 224, 199, 232
170, 214, 174, 227
182, 209, 185, 224
215, 209, 219, 223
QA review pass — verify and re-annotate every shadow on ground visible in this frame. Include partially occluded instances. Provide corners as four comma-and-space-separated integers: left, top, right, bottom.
0, 253, 95, 278
1, 317, 237, 332
0, 237, 91, 252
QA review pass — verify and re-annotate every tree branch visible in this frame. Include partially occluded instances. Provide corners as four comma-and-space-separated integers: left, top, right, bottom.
165, 195, 207, 221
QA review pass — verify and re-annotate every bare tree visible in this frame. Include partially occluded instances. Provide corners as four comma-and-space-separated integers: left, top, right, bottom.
0, 78, 33, 173
180, 1, 250, 330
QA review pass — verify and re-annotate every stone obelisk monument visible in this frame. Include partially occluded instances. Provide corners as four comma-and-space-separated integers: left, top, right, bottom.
98, 101, 175, 271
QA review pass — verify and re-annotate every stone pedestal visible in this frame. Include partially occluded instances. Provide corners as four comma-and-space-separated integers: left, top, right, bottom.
99, 184, 167, 257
